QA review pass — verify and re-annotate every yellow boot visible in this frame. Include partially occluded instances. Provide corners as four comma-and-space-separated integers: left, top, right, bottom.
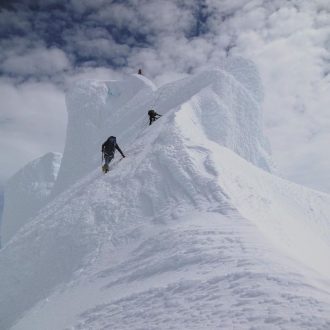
102, 164, 109, 173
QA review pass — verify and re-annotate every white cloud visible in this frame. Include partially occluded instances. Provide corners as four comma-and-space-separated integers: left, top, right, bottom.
66, 66, 123, 84
0, 80, 67, 183
69, 0, 107, 14
0, 8, 31, 34
1, 47, 71, 76
223, 2, 330, 192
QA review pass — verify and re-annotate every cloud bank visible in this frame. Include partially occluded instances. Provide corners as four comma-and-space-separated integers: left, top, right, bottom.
0, 80, 66, 181
0, 0, 329, 192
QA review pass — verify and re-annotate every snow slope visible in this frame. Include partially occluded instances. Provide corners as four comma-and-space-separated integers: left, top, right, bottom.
1, 152, 62, 246
5, 103, 330, 330
1, 60, 330, 330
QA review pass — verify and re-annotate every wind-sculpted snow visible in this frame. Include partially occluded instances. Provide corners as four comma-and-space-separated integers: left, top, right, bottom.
1, 152, 62, 246
1, 60, 330, 329
219, 56, 264, 103
2, 97, 330, 330
176, 106, 330, 277
53, 58, 272, 196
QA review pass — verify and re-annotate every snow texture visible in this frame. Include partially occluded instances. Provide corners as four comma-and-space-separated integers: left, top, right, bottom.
1, 152, 62, 246
0, 191, 3, 248
1, 58, 330, 330
0, 190, 3, 225
52, 57, 272, 196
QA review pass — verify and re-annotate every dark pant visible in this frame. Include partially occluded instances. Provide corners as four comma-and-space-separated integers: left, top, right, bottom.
104, 153, 114, 166
149, 116, 157, 125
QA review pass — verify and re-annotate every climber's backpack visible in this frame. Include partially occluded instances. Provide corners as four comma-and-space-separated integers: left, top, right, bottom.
148, 110, 156, 117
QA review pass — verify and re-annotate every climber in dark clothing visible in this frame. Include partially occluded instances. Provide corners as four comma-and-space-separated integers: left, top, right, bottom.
148, 109, 162, 125
101, 136, 125, 173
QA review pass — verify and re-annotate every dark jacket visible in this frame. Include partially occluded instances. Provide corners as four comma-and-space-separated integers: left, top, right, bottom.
102, 137, 125, 157
148, 110, 161, 125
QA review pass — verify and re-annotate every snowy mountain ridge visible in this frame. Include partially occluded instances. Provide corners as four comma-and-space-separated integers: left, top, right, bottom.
1, 58, 330, 330
52, 57, 272, 196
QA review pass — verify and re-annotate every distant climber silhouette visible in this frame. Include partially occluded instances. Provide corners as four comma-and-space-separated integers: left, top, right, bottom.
148, 109, 162, 125
138, 69, 142, 75
101, 136, 125, 173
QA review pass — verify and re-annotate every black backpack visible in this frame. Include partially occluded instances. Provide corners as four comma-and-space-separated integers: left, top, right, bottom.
103, 136, 116, 154
148, 110, 156, 117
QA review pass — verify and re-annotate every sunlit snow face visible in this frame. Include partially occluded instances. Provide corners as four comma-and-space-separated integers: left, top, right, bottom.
0, 0, 330, 192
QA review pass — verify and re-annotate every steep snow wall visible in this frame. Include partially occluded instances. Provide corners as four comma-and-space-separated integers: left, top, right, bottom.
51, 74, 156, 196
1, 152, 62, 246
52, 58, 272, 196
157, 69, 271, 171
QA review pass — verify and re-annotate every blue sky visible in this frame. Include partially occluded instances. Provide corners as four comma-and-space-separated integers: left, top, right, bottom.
0, 0, 330, 193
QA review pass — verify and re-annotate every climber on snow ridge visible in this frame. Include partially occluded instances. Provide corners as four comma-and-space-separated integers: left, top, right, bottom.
148, 109, 162, 126
101, 136, 125, 173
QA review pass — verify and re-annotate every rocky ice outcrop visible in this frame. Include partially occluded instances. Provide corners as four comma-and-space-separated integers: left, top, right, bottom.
1, 152, 62, 246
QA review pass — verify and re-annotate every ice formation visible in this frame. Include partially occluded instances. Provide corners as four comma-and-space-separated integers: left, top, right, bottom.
52, 58, 272, 196
1, 152, 62, 246
1, 58, 330, 330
